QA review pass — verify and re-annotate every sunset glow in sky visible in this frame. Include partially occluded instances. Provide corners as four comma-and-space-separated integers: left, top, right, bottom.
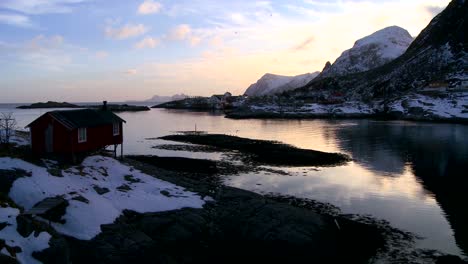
0, 0, 449, 103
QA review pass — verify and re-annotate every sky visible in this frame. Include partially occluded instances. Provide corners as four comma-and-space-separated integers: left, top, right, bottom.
0, 0, 450, 103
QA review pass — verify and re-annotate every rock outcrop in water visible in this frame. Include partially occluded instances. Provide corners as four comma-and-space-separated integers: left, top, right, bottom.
17, 101, 80, 109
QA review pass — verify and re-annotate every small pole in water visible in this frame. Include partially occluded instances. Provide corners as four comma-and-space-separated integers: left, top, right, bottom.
334, 218, 341, 231
195, 123, 197, 132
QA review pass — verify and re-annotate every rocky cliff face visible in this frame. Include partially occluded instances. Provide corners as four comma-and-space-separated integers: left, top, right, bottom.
321, 26, 413, 78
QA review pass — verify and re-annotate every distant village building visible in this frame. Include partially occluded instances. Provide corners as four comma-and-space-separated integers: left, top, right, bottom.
209, 92, 232, 109
26, 101, 125, 159
421, 81, 449, 93
428, 81, 449, 88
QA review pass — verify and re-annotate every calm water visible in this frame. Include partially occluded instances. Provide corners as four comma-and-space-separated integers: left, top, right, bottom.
2, 104, 467, 257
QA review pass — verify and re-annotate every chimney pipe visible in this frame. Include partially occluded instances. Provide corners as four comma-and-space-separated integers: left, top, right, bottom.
103, 101, 107, 111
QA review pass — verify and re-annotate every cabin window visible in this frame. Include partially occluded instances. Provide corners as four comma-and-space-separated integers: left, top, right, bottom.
113, 123, 120, 136
78, 128, 87, 143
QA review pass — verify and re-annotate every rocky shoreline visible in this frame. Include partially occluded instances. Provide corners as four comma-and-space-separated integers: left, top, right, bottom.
88, 157, 382, 264
151, 92, 468, 124
159, 133, 350, 166
225, 109, 468, 124
1, 143, 467, 263
60, 156, 463, 264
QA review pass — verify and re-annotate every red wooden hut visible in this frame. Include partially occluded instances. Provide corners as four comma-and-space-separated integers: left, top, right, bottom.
26, 103, 125, 159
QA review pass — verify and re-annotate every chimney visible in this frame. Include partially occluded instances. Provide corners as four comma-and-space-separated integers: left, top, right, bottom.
103, 101, 107, 111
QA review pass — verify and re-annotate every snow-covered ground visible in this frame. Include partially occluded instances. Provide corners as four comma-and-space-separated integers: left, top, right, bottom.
0, 156, 205, 242
0, 206, 51, 264
244, 92, 468, 121
248, 101, 373, 116
388, 92, 468, 119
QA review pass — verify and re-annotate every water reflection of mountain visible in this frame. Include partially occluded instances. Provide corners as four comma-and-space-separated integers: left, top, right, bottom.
333, 120, 468, 255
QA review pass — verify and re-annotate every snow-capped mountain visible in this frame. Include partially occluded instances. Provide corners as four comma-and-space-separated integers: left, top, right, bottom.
321, 26, 413, 77
244, 72, 319, 97
294, 0, 467, 99
271, 72, 320, 95
284, 0, 467, 118
244, 74, 295, 97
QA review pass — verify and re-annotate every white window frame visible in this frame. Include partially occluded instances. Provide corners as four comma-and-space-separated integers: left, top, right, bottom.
113, 122, 120, 136
78, 127, 87, 143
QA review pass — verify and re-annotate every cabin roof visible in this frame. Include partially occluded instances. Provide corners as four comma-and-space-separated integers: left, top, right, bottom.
26, 109, 126, 130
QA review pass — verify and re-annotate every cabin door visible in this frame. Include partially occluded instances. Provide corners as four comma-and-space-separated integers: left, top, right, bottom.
45, 124, 53, 153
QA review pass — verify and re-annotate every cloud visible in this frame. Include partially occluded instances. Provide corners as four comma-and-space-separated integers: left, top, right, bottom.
125, 69, 137, 75
189, 36, 202, 46
2, 0, 452, 101
425, 5, 444, 16
209, 36, 223, 47
95, 51, 108, 59
135, 37, 160, 49
126, 0, 450, 97
26, 35, 64, 52
3, 34, 79, 71
166, 24, 204, 46
105, 24, 149, 40
293, 36, 315, 51
138, 0, 162, 15
230, 13, 247, 25
0, 13, 33, 28
168, 24, 192, 40
0, 0, 90, 15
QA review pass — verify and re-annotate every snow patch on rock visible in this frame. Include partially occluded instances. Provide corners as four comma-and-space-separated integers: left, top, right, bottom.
0, 156, 205, 240
0, 207, 51, 264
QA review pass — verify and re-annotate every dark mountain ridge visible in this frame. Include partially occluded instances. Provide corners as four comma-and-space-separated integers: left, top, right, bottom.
290, 0, 467, 101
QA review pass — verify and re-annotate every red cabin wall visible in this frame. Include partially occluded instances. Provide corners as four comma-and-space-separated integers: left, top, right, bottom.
30, 114, 123, 155
71, 123, 123, 153
30, 115, 72, 155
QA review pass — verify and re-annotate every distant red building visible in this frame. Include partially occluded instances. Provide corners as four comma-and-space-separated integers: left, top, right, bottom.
26, 103, 125, 158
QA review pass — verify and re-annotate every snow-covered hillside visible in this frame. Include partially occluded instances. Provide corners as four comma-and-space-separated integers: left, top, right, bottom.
244, 26, 413, 97
244, 72, 319, 97
321, 26, 413, 77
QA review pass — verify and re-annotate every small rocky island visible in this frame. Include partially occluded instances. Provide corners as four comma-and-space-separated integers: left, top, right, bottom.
159, 133, 350, 166
17, 101, 150, 112
17, 101, 80, 109
86, 104, 150, 112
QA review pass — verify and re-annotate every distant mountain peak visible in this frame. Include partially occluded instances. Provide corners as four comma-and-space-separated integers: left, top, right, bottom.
321, 25, 413, 77
244, 72, 320, 97
292, 0, 467, 100
322, 61, 332, 72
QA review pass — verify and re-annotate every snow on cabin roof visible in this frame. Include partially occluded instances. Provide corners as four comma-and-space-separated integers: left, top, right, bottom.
26, 109, 126, 130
